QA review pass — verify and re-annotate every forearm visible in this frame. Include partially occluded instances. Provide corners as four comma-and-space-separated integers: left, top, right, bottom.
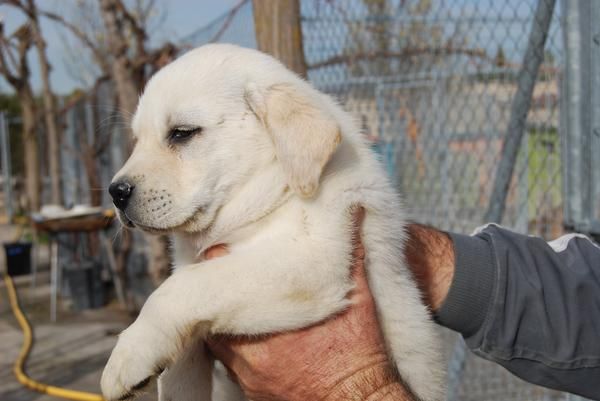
405, 223, 455, 313
405, 223, 495, 335
406, 222, 600, 399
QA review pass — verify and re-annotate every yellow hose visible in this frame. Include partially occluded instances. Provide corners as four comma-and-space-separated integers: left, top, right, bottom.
4, 273, 105, 401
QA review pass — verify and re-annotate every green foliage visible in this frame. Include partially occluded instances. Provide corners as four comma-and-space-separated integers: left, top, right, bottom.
526, 128, 561, 216
0, 93, 22, 115
0, 93, 25, 176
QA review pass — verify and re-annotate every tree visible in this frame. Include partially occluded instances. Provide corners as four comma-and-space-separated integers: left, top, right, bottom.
40, 3, 112, 83
0, 22, 41, 211
4, 0, 63, 205
252, 0, 307, 77
99, 0, 141, 119
43, 0, 176, 288
98, 0, 173, 288
327, 0, 483, 77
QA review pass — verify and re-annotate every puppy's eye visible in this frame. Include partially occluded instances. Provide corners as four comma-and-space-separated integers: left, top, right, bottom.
168, 127, 202, 144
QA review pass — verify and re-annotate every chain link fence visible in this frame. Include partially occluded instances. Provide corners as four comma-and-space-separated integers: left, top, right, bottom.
300, 0, 590, 400
131, 1, 595, 399
1, 1, 592, 399
302, 0, 564, 239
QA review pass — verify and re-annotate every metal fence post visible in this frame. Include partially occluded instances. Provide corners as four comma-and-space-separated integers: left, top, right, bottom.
0, 112, 13, 222
485, 0, 557, 223
449, 1, 556, 397
562, 0, 600, 236
591, 1, 600, 236
562, 0, 583, 231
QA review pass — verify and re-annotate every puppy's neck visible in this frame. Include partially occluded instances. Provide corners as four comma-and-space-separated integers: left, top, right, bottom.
173, 162, 292, 261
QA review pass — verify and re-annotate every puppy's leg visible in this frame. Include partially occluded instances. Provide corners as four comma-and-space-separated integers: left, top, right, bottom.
101, 245, 351, 401
362, 210, 446, 401
158, 344, 246, 401
158, 339, 213, 401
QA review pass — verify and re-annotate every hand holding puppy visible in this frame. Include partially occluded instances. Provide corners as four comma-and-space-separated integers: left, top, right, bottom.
206, 210, 417, 401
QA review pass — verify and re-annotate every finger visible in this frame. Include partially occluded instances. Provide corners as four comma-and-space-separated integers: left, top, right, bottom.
204, 244, 229, 260
350, 206, 366, 263
348, 206, 373, 302
350, 206, 365, 251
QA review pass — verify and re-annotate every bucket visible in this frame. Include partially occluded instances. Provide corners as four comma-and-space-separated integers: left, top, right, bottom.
63, 261, 105, 310
3, 242, 32, 277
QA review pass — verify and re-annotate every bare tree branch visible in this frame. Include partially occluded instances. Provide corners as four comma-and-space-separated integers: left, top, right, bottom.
209, 0, 249, 43
0, 15, 40, 210
113, 0, 147, 60
0, 0, 25, 8
40, 10, 111, 75
0, 41, 18, 85
0, 23, 32, 88
308, 46, 490, 70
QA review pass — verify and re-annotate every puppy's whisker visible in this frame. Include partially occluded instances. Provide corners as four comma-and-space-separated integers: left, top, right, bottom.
112, 225, 125, 244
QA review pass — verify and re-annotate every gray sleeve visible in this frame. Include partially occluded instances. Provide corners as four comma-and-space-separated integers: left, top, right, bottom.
435, 225, 600, 400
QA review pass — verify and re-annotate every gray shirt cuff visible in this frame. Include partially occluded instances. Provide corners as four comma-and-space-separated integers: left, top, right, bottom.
434, 232, 496, 337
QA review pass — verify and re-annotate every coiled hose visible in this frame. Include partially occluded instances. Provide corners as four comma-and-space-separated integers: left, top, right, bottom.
4, 273, 105, 401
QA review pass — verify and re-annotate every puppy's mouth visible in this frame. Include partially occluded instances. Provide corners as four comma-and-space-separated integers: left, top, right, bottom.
116, 209, 169, 234
117, 210, 136, 228
121, 212, 135, 228
117, 204, 209, 234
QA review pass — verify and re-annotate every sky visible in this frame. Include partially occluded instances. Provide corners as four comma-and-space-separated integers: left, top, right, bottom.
0, 0, 241, 94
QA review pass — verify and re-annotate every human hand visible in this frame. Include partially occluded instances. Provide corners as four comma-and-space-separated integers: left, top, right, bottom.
205, 209, 415, 401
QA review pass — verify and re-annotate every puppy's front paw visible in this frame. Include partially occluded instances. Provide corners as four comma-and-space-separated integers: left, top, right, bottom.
101, 325, 169, 401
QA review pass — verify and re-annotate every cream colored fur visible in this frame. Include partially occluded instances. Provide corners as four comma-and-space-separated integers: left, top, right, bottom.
101, 44, 446, 401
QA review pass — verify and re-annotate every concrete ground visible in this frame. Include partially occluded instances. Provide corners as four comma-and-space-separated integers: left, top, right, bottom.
0, 224, 155, 401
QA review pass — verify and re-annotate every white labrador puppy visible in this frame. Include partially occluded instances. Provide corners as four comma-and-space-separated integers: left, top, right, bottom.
101, 44, 445, 401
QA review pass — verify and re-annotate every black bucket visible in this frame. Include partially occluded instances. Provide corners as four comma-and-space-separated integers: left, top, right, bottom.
63, 261, 105, 310
3, 242, 32, 277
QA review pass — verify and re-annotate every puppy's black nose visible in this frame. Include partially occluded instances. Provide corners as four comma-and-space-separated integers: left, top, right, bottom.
109, 181, 135, 210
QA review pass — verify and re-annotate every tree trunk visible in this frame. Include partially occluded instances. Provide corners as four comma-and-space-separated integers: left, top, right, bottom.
252, 0, 307, 77
27, 0, 62, 205
100, 0, 140, 117
82, 147, 103, 206
18, 86, 40, 211
100, 0, 170, 288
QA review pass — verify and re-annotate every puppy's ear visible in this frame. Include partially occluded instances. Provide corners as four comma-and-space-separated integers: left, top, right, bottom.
246, 82, 341, 198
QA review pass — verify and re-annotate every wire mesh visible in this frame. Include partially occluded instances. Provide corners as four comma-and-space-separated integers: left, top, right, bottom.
301, 0, 564, 239
3, 1, 588, 399
300, 0, 575, 400
96, 1, 588, 399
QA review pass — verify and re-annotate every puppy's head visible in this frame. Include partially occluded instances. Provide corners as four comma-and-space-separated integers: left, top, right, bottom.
110, 44, 341, 234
